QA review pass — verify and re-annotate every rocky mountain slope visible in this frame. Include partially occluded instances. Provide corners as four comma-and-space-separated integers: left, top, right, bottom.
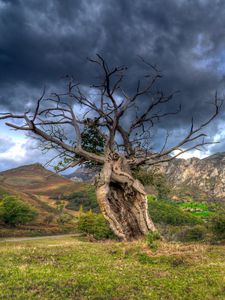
147, 152, 225, 201
66, 166, 98, 182
0, 163, 86, 223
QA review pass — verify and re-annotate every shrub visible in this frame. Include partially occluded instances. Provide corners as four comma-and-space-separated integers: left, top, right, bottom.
176, 225, 207, 242
0, 188, 8, 200
133, 169, 170, 199
43, 214, 54, 225
57, 213, 72, 225
0, 195, 37, 226
211, 213, 225, 240
148, 197, 202, 226
56, 200, 65, 214
65, 187, 99, 213
77, 211, 114, 240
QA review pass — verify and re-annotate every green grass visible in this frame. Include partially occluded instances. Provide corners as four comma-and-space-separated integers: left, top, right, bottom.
0, 237, 224, 299
178, 202, 212, 218
0, 224, 77, 238
179, 202, 208, 210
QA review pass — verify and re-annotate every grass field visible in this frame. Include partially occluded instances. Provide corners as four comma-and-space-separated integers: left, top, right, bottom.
0, 236, 224, 299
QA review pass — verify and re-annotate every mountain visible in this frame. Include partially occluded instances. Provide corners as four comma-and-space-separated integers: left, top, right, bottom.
0, 163, 86, 223
68, 152, 225, 201
5, 149, 224, 221
147, 152, 225, 201
67, 166, 98, 182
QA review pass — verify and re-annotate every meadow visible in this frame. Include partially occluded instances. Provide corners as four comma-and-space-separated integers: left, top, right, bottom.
0, 236, 224, 300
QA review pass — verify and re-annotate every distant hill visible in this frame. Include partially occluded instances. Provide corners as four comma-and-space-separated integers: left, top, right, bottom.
0, 163, 87, 223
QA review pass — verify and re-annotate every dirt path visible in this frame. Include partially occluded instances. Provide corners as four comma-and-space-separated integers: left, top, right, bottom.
0, 234, 80, 243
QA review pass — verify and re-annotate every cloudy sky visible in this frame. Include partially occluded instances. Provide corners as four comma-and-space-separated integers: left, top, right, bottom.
0, 0, 225, 172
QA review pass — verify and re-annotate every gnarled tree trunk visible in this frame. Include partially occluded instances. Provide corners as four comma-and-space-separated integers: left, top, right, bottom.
95, 156, 157, 241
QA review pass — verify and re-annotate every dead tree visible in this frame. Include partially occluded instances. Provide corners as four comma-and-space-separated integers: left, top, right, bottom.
0, 55, 222, 240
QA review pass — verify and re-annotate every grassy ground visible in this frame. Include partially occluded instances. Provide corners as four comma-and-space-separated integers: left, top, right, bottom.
0, 224, 77, 238
0, 237, 224, 299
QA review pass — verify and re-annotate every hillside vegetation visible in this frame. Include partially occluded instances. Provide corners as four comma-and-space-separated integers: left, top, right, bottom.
1, 164, 225, 242
0, 164, 89, 236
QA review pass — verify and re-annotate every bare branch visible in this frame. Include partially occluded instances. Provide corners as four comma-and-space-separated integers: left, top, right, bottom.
0, 55, 222, 173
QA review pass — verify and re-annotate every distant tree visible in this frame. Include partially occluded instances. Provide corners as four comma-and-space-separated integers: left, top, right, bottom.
0, 195, 37, 226
0, 55, 222, 240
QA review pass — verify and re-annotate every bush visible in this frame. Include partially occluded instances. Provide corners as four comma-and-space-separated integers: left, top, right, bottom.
176, 225, 207, 242
133, 169, 170, 199
211, 213, 225, 240
77, 211, 114, 240
43, 214, 54, 225
0, 195, 37, 226
65, 187, 99, 213
57, 213, 72, 225
148, 197, 202, 226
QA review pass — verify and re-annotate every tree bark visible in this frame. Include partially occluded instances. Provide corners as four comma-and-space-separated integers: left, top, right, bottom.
95, 156, 157, 241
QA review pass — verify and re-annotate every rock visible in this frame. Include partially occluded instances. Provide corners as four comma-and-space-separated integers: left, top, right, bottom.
148, 152, 225, 201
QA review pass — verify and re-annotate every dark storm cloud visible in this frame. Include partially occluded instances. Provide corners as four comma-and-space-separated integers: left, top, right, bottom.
1, 0, 225, 154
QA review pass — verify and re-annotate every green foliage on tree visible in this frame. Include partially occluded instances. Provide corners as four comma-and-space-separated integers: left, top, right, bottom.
55, 124, 105, 172
81, 124, 105, 156
81, 124, 105, 169
0, 195, 38, 226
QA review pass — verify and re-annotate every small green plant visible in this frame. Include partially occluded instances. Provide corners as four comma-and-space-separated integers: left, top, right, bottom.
77, 211, 114, 240
0, 195, 37, 226
147, 194, 157, 201
138, 253, 158, 264
146, 231, 161, 250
